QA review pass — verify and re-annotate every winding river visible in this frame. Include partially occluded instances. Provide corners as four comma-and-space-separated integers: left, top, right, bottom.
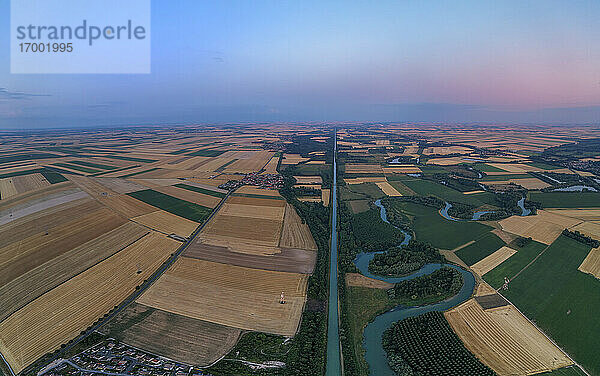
354, 199, 476, 376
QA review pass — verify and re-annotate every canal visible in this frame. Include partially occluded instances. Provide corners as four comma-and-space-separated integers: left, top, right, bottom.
326, 129, 341, 376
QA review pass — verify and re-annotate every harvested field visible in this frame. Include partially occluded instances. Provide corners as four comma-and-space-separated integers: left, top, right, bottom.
262, 156, 280, 173
499, 210, 582, 244
578, 247, 600, 279
0, 232, 180, 374
183, 242, 316, 274
344, 177, 386, 184
0, 222, 148, 322
93, 177, 148, 193
486, 163, 539, 173
569, 221, 600, 239
226, 196, 286, 207
322, 188, 331, 206
137, 258, 308, 336
200, 214, 282, 251
491, 228, 519, 245
0, 198, 98, 249
0, 177, 17, 198
484, 177, 550, 190
0, 187, 88, 226
375, 181, 402, 196
345, 164, 383, 174
546, 209, 600, 222
281, 154, 309, 165
219, 203, 285, 221
223, 151, 273, 173
235, 186, 282, 197
101, 303, 241, 366
293, 175, 323, 184
99, 194, 158, 219
445, 299, 572, 376
134, 178, 183, 188
279, 203, 318, 250
463, 190, 486, 194
382, 166, 422, 174
0, 173, 50, 199
132, 210, 198, 237
472, 246, 517, 276
345, 273, 393, 289
475, 282, 498, 296
154, 185, 221, 208
0, 207, 127, 287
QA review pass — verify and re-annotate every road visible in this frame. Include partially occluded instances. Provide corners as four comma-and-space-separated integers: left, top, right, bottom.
7, 189, 233, 376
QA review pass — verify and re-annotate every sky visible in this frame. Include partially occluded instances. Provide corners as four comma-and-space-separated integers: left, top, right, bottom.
1, 0, 599, 128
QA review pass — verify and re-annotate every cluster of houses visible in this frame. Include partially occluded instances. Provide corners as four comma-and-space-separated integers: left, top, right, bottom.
40, 339, 214, 376
219, 172, 284, 190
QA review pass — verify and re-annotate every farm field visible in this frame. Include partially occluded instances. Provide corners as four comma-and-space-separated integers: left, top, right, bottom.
455, 232, 506, 266
137, 258, 308, 336
445, 299, 572, 375
578, 247, 600, 279
0, 173, 50, 199
498, 210, 582, 244
132, 210, 199, 237
279, 203, 318, 250
127, 189, 213, 222
503, 235, 600, 375
0, 222, 148, 322
544, 209, 600, 221
470, 246, 517, 276
482, 240, 547, 288
529, 192, 600, 208
386, 200, 493, 249
0, 205, 127, 287
101, 303, 242, 366
0, 232, 180, 373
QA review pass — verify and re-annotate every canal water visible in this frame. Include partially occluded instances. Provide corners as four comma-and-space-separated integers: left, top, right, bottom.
326, 131, 341, 376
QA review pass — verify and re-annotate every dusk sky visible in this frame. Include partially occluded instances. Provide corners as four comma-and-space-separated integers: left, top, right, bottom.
1, 0, 599, 128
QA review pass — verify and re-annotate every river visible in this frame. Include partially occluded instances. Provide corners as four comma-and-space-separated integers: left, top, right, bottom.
354, 199, 476, 376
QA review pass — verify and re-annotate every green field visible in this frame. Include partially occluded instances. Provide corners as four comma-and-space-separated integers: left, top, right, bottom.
53, 162, 102, 174
386, 201, 493, 249
127, 189, 212, 222
187, 149, 226, 157
455, 232, 506, 266
504, 235, 600, 375
529, 191, 600, 208
345, 286, 393, 376
103, 155, 158, 163
174, 183, 226, 198
41, 170, 67, 184
119, 167, 161, 178
68, 160, 119, 170
479, 173, 531, 181
346, 183, 385, 200
525, 162, 563, 170
0, 168, 45, 179
539, 366, 587, 376
474, 163, 506, 172
398, 177, 497, 206
482, 240, 547, 288
387, 180, 416, 195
